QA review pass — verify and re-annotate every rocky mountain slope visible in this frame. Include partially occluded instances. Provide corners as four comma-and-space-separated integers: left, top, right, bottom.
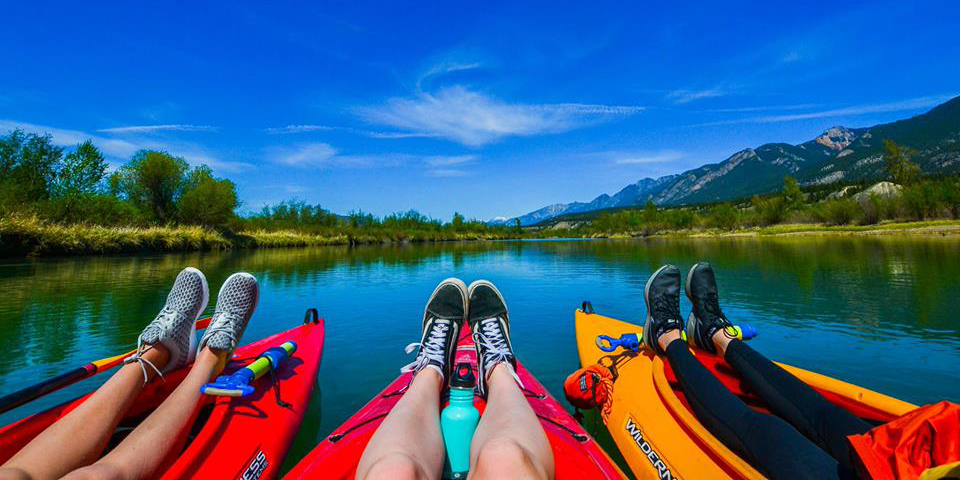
501, 96, 960, 226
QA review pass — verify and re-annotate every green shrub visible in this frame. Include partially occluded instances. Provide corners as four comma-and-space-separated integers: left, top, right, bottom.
705, 203, 738, 230
818, 199, 862, 225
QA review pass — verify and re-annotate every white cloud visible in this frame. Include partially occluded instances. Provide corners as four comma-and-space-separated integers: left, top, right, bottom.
358, 86, 643, 146
705, 103, 819, 113
264, 124, 334, 134
97, 124, 218, 133
613, 150, 686, 164
667, 89, 728, 104
0, 119, 251, 172
424, 155, 477, 167
752, 95, 954, 122
427, 168, 471, 177
693, 94, 956, 126
267, 142, 338, 166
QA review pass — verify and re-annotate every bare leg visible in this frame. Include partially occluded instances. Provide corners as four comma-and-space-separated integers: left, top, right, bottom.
469, 364, 553, 480
62, 348, 224, 480
356, 369, 445, 480
0, 347, 169, 480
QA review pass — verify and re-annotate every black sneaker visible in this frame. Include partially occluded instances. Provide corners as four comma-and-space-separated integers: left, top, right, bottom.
685, 262, 735, 354
467, 280, 519, 397
402, 278, 467, 381
641, 265, 684, 355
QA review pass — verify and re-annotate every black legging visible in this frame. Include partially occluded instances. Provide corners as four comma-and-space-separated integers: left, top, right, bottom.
664, 339, 873, 480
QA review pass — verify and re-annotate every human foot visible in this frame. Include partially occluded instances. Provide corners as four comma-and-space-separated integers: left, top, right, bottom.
685, 262, 736, 354
641, 265, 684, 355
402, 278, 468, 381
128, 267, 208, 381
468, 280, 519, 397
199, 272, 260, 354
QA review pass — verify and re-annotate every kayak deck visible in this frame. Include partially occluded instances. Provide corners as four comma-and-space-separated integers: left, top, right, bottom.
0, 318, 325, 480
575, 308, 917, 480
287, 323, 625, 479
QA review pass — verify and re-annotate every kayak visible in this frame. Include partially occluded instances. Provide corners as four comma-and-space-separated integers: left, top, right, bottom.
286, 322, 626, 479
574, 306, 918, 480
0, 313, 325, 480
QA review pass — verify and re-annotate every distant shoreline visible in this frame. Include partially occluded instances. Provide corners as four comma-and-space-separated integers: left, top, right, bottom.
4, 217, 958, 258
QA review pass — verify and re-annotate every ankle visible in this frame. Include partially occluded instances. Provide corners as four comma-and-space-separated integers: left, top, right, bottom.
711, 330, 734, 355
141, 345, 170, 372
657, 329, 682, 352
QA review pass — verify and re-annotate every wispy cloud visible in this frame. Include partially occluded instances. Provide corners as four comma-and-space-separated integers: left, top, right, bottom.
358, 86, 643, 146
263, 124, 334, 134
266, 143, 413, 169
667, 88, 728, 104
612, 150, 686, 164
424, 154, 478, 177
97, 124, 218, 133
752, 95, 954, 122
0, 119, 251, 172
704, 103, 819, 113
697, 94, 956, 126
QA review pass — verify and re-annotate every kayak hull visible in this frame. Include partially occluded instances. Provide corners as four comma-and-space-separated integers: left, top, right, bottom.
286, 323, 625, 479
0, 318, 325, 480
574, 309, 918, 480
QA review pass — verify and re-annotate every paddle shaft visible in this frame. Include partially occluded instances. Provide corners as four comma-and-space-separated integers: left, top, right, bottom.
0, 317, 212, 415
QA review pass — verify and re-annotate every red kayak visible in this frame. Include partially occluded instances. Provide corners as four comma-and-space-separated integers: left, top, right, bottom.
0, 314, 325, 480
286, 323, 625, 479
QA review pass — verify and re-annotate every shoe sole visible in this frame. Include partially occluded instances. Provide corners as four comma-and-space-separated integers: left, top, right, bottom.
642, 264, 672, 352
467, 279, 512, 394
422, 278, 467, 378
203, 272, 259, 353
685, 263, 702, 349
183, 267, 209, 365
422, 278, 468, 330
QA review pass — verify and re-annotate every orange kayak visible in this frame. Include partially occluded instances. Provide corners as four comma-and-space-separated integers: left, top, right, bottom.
574, 307, 917, 479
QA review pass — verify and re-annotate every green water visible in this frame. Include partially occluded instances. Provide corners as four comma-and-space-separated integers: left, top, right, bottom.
1, 237, 958, 468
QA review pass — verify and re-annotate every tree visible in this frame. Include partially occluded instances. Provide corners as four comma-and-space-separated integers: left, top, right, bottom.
55, 140, 107, 197
513, 218, 522, 233
642, 198, 658, 224
451, 212, 465, 230
0, 129, 64, 202
177, 166, 238, 227
883, 139, 921, 185
782, 176, 804, 210
118, 150, 189, 222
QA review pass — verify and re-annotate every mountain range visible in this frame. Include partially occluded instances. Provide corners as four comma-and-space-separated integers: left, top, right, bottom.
497, 95, 960, 226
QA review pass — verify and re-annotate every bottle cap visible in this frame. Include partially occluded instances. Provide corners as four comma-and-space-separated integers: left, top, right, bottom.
450, 362, 476, 388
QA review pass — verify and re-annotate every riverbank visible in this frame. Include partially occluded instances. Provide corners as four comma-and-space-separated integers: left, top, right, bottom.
560, 219, 960, 239
0, 216, 517, 256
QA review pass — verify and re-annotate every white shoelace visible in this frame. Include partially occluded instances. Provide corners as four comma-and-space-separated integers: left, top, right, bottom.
125, 344, 164, 384
473, 317, 521, 386
203, 311, 243, 349
401, 318, 452, 376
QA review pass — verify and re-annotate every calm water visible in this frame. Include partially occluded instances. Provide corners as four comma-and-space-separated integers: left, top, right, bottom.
1, 238, 958, 468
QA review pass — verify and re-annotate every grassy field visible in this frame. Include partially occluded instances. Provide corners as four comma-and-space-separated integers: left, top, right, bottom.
0, 216, 517, 256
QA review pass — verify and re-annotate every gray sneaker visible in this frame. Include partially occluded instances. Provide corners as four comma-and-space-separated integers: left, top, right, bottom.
129, 267, 209, 380
199, 272, 260, 353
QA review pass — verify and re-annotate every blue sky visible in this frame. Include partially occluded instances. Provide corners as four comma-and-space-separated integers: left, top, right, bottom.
2, 1, 958, 220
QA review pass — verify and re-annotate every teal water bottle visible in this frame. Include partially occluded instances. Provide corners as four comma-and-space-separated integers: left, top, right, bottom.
441, 363, 480, 479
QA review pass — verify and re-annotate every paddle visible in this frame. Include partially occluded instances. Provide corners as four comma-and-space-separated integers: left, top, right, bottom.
0, 317, 212, 415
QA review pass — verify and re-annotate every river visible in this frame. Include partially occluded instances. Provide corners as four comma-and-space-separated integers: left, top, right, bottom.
1, 237, 958, 469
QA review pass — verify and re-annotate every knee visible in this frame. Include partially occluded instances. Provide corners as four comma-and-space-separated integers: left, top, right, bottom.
0, 467, 32, 480
60, 464, 125, 480
473, 438, 549, 480
360, 452, 429, 480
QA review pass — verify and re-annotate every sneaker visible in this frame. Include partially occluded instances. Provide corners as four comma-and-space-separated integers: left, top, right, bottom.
641, 265, 684, 355
467, 280, 519, 397
402, 278, 468, 381
199, 272, 260, 353
685, 262, 736, 354
128, 267, 209, 381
